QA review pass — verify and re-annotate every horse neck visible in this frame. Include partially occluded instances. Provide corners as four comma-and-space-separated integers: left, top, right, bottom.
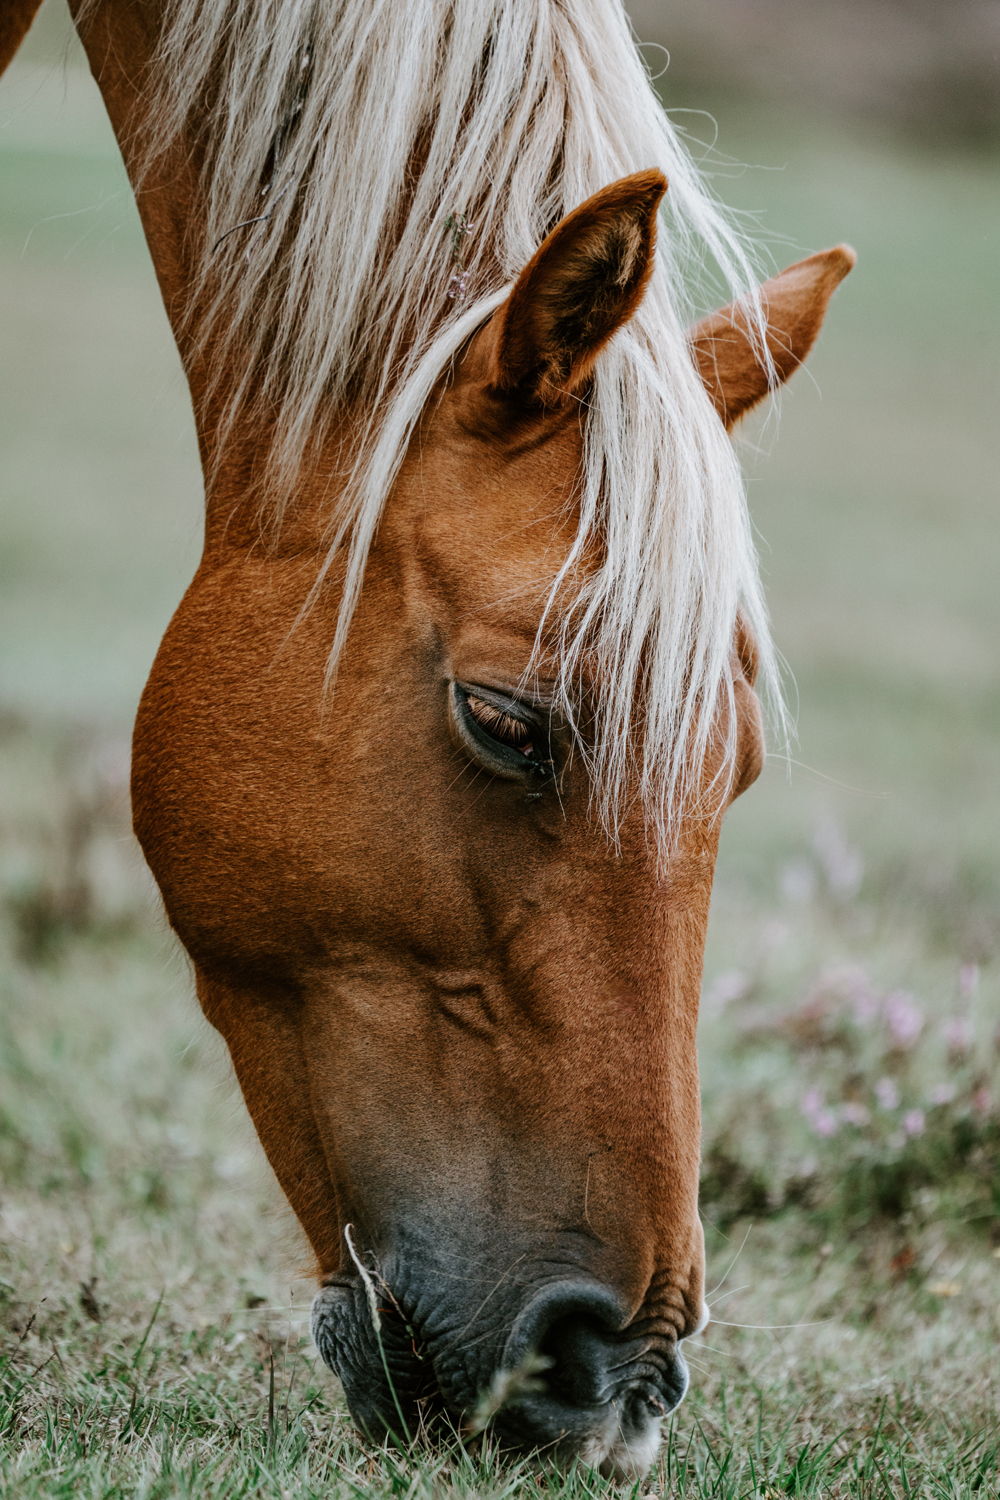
72, 3, 201, 364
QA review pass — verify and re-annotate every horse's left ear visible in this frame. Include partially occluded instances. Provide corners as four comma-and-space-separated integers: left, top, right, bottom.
489, 169, 667, 407
688, 246, 856, 430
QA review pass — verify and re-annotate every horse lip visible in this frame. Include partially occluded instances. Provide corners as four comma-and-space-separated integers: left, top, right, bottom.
311, 1280, 437, 1441
316, 1275, 356, 1294
309, 1281, 353, 1362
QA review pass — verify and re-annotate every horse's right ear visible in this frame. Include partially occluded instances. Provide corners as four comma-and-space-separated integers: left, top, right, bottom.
486, 170, 667, 409
688, 246, 856, 430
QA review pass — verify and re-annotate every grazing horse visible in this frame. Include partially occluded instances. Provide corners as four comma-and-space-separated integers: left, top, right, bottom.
3, 0, 853, 1473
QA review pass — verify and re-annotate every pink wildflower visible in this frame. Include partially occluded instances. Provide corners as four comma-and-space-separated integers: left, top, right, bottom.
781, 859, 816, 906
834, 965, 879, 1025
883, 991, 922, 1049
703, 970, 748, 1016
852, 989, 880, 1026
973, 1088, 992, 1115
903, 1109, 925, 1137
759, 919, 791, 954
815, 1109, 840, 1138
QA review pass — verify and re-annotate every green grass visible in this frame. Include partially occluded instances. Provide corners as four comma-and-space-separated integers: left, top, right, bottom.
1, 3, 999, 1495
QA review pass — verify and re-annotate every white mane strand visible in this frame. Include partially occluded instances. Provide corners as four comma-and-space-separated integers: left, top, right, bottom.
119, 0, 787, 848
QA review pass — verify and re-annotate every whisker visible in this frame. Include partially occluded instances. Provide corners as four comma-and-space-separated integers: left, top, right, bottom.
707, 1319, 832, 1331
448, 771, 500, 830
705, 1222, 754, 1301
685, 1337, 737, 1358
707, 1282, 750, 1309
765, 752, 888, 798
444, 761, 485, 797
437, 1254, 528, 1356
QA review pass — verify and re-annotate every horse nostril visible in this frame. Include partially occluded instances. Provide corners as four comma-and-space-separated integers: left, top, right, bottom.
505, 1281, 640, 1405
540, 1310, 620, 1405
502, 1279, 688, 1423
505, 1281, 628, 1366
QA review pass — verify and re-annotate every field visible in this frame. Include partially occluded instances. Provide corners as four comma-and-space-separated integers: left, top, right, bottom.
1, 3, 999, 1496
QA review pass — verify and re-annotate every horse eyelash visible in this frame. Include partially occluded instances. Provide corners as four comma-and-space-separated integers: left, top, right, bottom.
465, 696, 531, 748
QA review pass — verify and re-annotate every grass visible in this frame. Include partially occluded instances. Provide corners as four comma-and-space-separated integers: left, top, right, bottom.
2, 2, 1000, 1495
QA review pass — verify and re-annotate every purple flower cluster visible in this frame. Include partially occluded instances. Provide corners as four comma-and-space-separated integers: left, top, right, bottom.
799, 1081, 926, 1140
777, 959, 998, 1149
882, 990, 923, 1049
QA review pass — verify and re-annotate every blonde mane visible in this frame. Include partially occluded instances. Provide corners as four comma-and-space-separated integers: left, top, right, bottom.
106, 0, 787, 847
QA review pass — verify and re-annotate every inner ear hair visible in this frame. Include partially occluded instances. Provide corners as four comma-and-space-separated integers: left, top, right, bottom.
490, 169, 668, 408
689, 245, 856, 430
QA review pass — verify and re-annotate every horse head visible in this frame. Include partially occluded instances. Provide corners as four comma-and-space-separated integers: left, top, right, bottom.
131, 167, 851, 1470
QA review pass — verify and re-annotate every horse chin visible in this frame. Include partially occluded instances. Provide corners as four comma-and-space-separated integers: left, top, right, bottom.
601, 1351, 689, 1477
589, 1409, 670, 1480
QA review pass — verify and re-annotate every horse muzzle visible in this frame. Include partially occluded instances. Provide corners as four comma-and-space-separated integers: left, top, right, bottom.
311, 1271, 689, 1476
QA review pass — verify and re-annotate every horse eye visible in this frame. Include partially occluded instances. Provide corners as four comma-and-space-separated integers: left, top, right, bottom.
448, 682, 550, 783
465, 695, 535, 754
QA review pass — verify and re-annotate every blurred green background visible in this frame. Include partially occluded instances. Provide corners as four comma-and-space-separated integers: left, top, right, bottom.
0, 0, 202, 721
2, 0, 997, 958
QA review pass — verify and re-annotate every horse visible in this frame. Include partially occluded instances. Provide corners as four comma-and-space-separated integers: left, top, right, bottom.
2, 0, 853, 1474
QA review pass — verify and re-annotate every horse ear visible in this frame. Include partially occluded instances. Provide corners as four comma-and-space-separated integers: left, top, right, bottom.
489, 170, 667, 407
688, 246, 856, 430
